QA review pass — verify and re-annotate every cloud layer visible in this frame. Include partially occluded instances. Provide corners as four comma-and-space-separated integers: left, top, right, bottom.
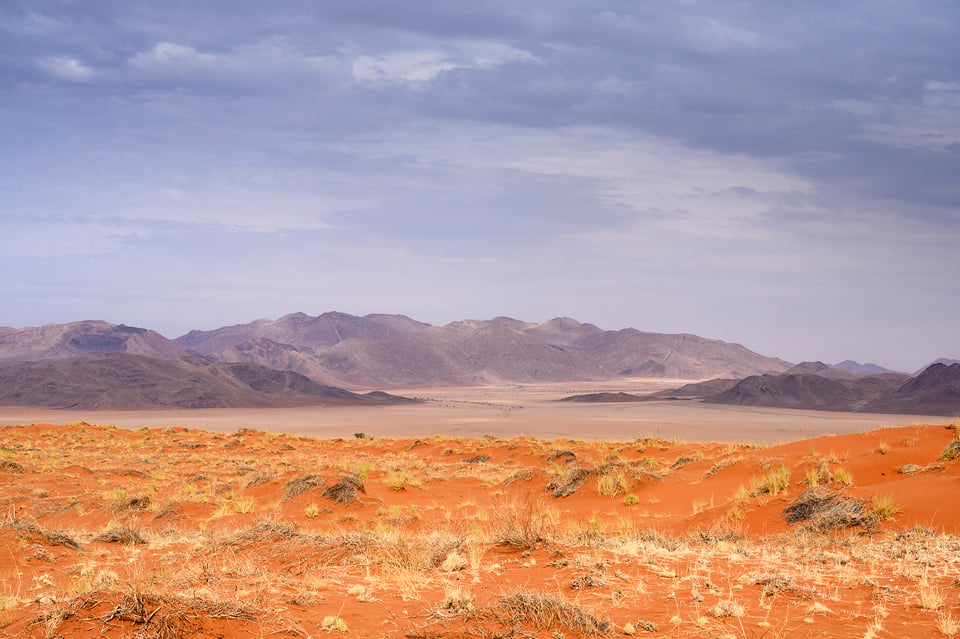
2, 1, 958, 370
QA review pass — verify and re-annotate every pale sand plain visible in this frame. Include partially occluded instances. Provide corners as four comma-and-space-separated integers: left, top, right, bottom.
0, 378, 946, 443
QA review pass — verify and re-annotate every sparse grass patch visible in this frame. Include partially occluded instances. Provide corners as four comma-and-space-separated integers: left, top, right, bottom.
596, 467, 630, 497
832, 466, 854, 487
384, 469, 417, 491
438, 586, 475, 614
918, 576, 945, 610
709, 599, 745, 618
938, 610, 960, 637
92, 526, 148, 545
475, 590, 611, 636
751, 465, 790, 496
322, 615, 348, 632
870, 494, 900, 521
939, 439, 960, 462
489, 495, 555, 550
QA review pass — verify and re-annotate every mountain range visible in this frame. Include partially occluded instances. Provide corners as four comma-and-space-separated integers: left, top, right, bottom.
0, 313, 956, 413
0, 353, 413, 410
1, 312, 793, 388
562, 361, 960, 416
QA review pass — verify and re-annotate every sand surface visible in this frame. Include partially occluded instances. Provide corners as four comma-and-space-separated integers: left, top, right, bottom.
0, 379, 943, 444
2, 420, 959, 638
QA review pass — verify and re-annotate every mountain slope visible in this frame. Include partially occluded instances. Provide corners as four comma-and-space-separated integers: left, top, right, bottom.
0, 353, 414, 410
832, 360, 900, 375
703, 367, 960, 415
174, 312, 429, 355
0, 321, 186, 362
868, 363, 960, 415
181, 313, 790, 387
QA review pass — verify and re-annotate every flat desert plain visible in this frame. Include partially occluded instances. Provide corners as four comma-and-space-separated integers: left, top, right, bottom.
2, 382, 959, 638
0, 379, 946, 444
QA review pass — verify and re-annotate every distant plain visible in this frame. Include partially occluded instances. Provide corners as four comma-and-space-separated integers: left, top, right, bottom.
0, 378, 940, 444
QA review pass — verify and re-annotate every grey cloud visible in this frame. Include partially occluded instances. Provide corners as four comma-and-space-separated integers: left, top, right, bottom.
2, 0, 959, 369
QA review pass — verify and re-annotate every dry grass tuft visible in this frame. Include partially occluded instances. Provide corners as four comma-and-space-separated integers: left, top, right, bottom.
92, 527, 148, 545
870, 494, 901, 521
0, 458, 25, 473
5, 517, 82, 550
545, 449, 577, 464
783, 487, 875, 531
751, 465, 790, 496
207, 520, 299, 551
283, 474, 325, 500
110, 495, 151, 511
322, 475, 365, 504
549, 467, 593, 498
474, 590, 611, 636
489, 495, 554, 550
939, 439, 960, 462
38, 589, 260, 639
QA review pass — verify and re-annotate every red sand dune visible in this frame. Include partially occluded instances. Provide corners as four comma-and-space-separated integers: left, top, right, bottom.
1, 421, 959, 638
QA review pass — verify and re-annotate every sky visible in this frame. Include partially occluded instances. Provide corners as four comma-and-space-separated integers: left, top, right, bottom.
1, 1, 958, 372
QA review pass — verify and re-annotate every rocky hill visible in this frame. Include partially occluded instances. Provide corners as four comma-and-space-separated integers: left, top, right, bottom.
0, 321, 186, 362
867, 363, 960, 415
0, 353, 414, 410
703, 367, 960, 415
176, 313, 792, 387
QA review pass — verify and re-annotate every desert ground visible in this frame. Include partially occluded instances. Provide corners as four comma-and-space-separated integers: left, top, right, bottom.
2, 383, 959, 638
0, 379, 944, 444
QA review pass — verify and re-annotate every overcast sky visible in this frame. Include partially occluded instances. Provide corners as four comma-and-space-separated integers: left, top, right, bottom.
2, 1, 958, 371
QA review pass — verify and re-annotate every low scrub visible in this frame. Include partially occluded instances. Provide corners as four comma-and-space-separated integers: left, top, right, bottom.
474, 590, 610, 636
783, 487, 875, 531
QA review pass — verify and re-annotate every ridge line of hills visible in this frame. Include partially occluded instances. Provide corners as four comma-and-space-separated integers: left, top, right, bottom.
1, 312, 795, 388
561, 360, 960, 417
1, 313, 956, 413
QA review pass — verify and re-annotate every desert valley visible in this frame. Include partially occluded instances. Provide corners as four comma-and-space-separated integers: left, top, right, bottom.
1, 313, 959, 638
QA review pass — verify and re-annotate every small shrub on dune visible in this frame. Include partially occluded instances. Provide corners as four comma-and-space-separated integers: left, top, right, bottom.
939, 439, 960, 462
549, 467, 592, 498
490, 495, 554, 550
323, 475, 365, 504
322, 615, 348, 632
480, 590, 611, 635
6, 519, 81, 550
92, 527, 148, 545
783, 486, 875, 532
282, 475, 324, 501
0, 458, 25, 473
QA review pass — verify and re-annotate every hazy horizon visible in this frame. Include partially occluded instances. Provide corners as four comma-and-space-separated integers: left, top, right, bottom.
2, 2, 958, 373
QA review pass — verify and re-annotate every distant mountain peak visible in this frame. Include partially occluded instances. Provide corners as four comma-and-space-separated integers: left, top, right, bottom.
832, 360, 899, 375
